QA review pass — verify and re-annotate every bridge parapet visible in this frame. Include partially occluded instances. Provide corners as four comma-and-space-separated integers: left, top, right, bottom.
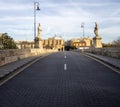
0, 49, 57, 66
85, 47, 120, 59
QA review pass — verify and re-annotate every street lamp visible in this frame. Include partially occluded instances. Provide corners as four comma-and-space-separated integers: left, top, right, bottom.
34, 2, 40, 40
81, 22, 85, 52
81, 22, 85, 38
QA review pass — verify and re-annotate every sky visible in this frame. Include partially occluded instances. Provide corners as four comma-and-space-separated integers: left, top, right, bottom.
0, 0, 120, 43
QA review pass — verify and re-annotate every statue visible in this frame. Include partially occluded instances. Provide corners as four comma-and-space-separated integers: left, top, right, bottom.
93, 22, 102, 48
34, 23, 43, 48
37, 23, 42, 39
94, 22, 98, 36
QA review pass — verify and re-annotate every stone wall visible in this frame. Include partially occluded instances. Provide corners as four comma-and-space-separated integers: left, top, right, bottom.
0, 49, 57, 66
85, 47, 120, 59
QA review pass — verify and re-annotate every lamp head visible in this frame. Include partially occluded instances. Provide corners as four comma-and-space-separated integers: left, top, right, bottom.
36, 5, 40, 10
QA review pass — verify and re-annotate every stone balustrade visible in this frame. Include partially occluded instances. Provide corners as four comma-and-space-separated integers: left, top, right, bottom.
0, 49, 57, 67
85, 47, 120, 59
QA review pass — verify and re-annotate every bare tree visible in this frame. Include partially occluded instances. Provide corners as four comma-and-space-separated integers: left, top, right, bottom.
113, 37, 120, 47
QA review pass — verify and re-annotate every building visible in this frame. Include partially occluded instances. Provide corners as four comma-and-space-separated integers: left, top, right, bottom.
15, 22, 102, 49
15, 40, 34, 49
15, 23, 64, 50
16, 36, 64, 50
68, 22, 102, 49
70, 37, 92, 49
15, 23, 42, 49
43, 36, 64, 51
68, 35, 102, 49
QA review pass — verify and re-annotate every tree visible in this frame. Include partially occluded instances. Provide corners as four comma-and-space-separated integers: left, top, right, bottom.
102, 43, 113, 47
0, 33, 18, 49
113, 37, 120, 47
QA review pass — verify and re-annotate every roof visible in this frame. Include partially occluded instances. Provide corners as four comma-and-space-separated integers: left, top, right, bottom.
48, 36, 63, 40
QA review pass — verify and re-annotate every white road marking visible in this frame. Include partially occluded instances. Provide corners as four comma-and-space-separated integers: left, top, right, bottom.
64, 64, 67, 70
64, 55, 66, 59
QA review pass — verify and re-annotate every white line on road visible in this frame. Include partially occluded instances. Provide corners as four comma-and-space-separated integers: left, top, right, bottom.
64, 55, 66, 59
64, 64, 67, 70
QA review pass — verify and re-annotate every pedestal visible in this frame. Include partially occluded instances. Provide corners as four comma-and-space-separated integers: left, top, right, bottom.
93, 36, 102, 48
34, 37, 43, 49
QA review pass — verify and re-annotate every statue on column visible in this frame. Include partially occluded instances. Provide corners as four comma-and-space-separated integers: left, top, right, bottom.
34, 23, 43, 48
93, 22, 102, 48
37, 23, 42, 39
94, 22, 99, 36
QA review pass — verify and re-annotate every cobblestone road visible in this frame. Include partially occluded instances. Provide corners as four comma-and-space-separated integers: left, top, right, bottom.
0, 51, 120, 107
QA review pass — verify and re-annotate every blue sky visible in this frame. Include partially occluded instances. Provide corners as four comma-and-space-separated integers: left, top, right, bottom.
0, 0, 120, 43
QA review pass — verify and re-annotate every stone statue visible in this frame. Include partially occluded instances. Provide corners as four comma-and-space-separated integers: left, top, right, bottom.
94, 22, 98, 36
34, 23, 43, 48
37, 23, 42, 39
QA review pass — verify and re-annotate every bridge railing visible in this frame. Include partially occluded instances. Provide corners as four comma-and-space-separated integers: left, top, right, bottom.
0, 49, 57, 67
84, 47, 120, 59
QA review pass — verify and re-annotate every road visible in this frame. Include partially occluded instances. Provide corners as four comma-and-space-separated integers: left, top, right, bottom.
0, 51, 120, 107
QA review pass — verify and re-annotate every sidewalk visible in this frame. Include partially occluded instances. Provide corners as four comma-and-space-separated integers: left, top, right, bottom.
0, 54, 50, 79
85, 52, 120, 70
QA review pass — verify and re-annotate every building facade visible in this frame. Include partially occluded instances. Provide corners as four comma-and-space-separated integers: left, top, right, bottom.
69, 22, 102, 49
69, 37, 92, 49
15, 22, 102, 49
43, 36, 64, 51
15, 40, 34, 49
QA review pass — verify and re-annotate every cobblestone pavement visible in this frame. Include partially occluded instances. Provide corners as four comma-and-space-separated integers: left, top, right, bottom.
0, 56, 37, 78
85, 52, 120, 69
0, 53, 50, 79
0, 51, 120, 107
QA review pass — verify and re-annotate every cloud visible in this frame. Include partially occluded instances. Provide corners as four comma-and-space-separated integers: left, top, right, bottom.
0, 16, 33, 21
0, 0, 120, 43
100, 26, 120, 35
0, 2, 32, 11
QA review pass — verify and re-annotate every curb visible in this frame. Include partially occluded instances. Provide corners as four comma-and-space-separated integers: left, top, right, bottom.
0, 53, 51, 85
82, 53, 120, 74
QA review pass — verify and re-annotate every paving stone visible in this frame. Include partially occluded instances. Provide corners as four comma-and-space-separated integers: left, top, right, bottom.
86, 53, 120, 69
0, 52, 120, 107
0, 56, 39, 78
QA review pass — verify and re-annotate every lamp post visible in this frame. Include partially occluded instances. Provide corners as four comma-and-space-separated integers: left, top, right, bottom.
34, 2, 40, 40
81, 22, 85, 52
81, 22, 85, 38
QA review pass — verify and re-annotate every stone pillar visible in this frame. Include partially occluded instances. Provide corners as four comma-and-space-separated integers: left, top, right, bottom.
93, 36, 102, 48
34, 37, 43, 49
